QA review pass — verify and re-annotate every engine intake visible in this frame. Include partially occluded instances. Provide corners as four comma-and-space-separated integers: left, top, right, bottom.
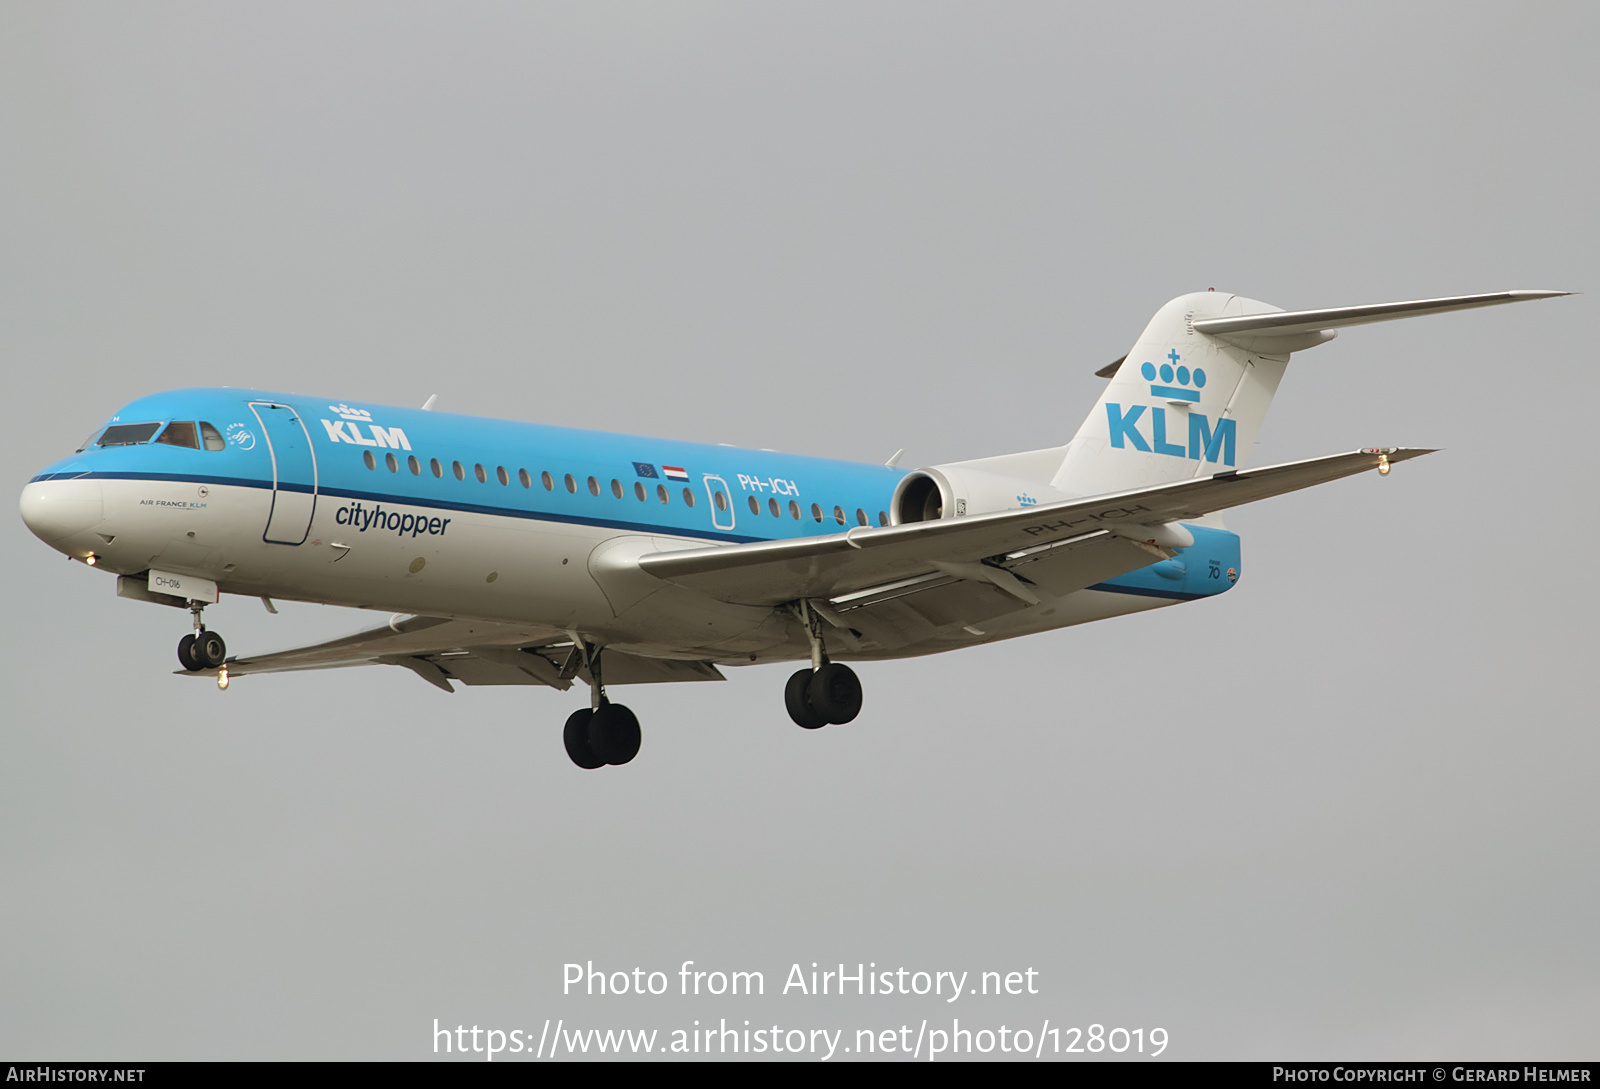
889, 466, 1068, 525
892, 472, 949, 523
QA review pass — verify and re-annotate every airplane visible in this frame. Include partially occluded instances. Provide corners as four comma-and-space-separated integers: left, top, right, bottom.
19, 288, 1568, 769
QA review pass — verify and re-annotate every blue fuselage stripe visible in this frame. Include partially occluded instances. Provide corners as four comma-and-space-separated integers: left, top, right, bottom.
42, 387, 910, 546
31, 470, 765, 543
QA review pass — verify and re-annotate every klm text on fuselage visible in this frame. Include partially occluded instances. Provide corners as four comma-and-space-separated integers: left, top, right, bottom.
1105, 404, 1237, 466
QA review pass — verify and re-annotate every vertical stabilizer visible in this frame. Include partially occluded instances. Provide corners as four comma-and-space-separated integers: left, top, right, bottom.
1052, 288, 1568, 497
1053, 291, 1291, 496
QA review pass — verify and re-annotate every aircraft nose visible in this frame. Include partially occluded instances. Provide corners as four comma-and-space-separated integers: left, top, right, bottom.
20, 476, 105, 546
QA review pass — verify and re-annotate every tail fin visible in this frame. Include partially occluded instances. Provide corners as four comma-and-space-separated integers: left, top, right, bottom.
1051, 289, 1568, 496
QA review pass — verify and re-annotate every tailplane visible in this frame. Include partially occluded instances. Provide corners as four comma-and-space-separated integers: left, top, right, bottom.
1051, 289, 1568, 496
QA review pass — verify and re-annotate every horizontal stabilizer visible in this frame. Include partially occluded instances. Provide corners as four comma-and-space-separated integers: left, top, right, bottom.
1193, 290, 1569, 352
1095, 354, 1128, 379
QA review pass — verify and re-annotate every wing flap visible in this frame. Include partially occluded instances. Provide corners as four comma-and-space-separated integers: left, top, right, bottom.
812, 531, 1164, 649
637, 448, 1432, 606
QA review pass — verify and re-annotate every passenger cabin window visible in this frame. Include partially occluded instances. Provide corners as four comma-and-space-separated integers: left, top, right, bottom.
96, 423, 161, 447
789, 500, 801, 520
474, 463, 487, 483
682, 489, 696, 508
364, 451, 376, 470
386, 452, 398, 472
519, 469, 531, 488
199, 423, 226, 451
408, 455, 421, 475
611, 479, 623, 498
542, 471, 554, 491
431, 458, 443, 478
453, 461, 465, 481
497, 466, 509, 486
657, 485, 669, 504
155, 421, 200, 449
747, 496, 760, 515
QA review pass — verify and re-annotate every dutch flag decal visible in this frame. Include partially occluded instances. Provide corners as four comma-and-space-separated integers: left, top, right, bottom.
662, 465, 690, 482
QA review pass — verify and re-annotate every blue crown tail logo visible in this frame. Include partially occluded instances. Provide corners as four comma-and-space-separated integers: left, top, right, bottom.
1142, 350, 1205, 403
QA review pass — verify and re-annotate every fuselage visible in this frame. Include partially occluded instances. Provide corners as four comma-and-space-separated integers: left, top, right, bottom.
20, 388, 1239, 664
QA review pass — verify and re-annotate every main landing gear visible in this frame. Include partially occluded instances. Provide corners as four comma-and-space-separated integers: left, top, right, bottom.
176, 600, 226, 671
786, 662, 862, 728
561, 641, 642, 770
784, 601, 863, 729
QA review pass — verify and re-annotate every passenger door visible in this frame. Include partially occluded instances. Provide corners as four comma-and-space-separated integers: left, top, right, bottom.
249, 402, 318, 545
702, 475, 735, 532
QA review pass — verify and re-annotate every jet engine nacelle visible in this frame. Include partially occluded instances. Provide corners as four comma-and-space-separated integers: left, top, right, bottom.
890, 466, 1070, 524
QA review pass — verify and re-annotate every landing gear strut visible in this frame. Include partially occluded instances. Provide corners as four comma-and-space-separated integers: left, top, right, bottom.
785, 602, 863, 728
176, 600, 226, 671
561, 640, 642, 770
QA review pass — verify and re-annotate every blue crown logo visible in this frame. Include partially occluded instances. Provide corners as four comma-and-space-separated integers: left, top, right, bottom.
1140, 350, 1206, 403
328, 403, 373, 422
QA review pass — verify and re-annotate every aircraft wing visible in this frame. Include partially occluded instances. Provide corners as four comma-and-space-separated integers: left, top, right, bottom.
181, 614, 724, 692
636, 447, 1431, 607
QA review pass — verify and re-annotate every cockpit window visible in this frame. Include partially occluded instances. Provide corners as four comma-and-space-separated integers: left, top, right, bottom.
199, 422, 225, 451
76, 429, 103, 452
155, 421, 200, 449
96, 423, 162, 447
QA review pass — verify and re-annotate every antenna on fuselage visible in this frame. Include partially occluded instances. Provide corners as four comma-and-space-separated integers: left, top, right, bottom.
420, 394, 439, 411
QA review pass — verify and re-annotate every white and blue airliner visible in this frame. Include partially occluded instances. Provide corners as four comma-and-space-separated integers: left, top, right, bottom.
20, 289, 1565, 768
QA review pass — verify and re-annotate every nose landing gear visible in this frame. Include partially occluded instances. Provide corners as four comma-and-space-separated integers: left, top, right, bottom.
176, 601, 226, 671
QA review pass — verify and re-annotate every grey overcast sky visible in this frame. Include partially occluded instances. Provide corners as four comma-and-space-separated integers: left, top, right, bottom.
3, 1, 1595, 1061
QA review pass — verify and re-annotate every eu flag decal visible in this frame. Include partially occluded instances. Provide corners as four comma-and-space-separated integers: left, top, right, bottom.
633, 462, 658, 478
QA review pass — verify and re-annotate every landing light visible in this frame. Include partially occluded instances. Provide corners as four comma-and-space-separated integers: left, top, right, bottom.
84, 553, 97, 566
217, 665, 230, 691
1377, 453, 1391, 476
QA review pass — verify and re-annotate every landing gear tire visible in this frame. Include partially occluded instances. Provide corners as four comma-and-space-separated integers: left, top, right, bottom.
809, 662, 862, 725
177, 634, 201, 672
192, 630, 227, 669
785, 668, 828, 729
589, 702, 641, 765
563, 708, 606, 769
